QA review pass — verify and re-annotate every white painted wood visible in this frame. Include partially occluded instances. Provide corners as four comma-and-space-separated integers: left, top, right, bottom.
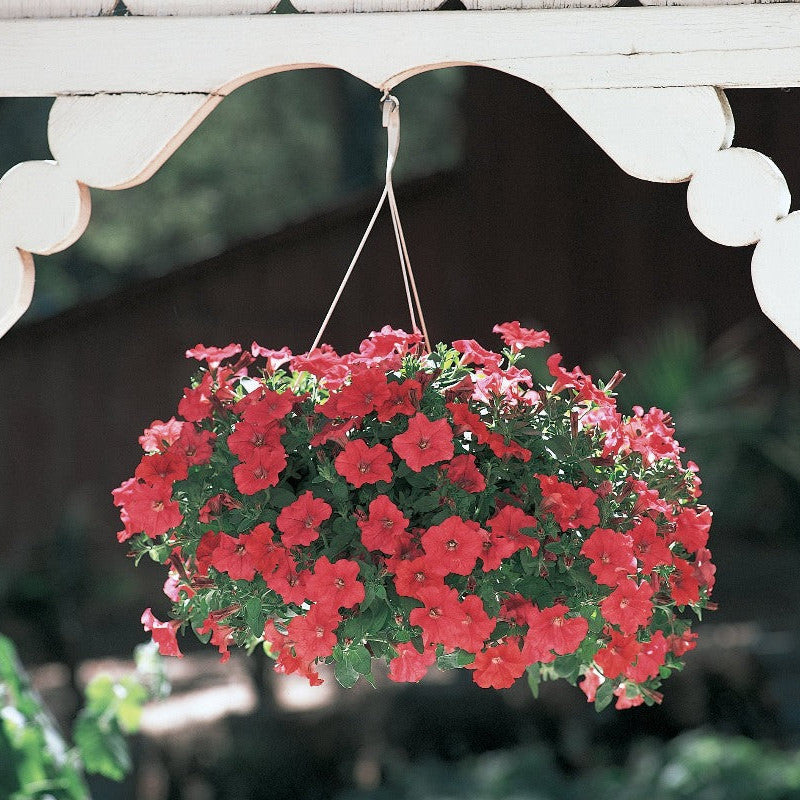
0, 0, 116, 16
547, 86, 733, 183
464, 0, 616, 9
0, 248, 34, 340
687, 147, 790, 246
291, 0, 441, 11
641, 0, 794, 6
125, 0, 279, 14
3, 7, 800, 96
752, 212, 800, 349
0, 161, 90, 255
49, 93, 221, 189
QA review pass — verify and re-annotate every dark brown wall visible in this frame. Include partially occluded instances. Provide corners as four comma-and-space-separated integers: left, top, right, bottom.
1, 69, 799, 662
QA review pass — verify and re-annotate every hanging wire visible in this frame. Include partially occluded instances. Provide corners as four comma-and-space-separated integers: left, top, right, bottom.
309, 92, 431, 354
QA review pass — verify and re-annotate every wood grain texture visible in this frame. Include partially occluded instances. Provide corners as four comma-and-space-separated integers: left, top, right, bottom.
49, 93, 222, 189
2, 6, 800, 95
687, 147, 790, 246
752, 212, 800, 348
547, 86, 733, 183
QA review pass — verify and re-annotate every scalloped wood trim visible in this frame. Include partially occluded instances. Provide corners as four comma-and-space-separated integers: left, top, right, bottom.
0, 7, 798, 347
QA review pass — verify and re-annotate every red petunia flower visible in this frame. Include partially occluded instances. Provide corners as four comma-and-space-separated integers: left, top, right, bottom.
451, 594, 496, 653
580, 528, 636, 586
139, 417, 184, 453
174, 425, 216, 466
265, 553, 309, 605
524, 604, 588, 659
306, 556, 365, 609
120, 480, 183, 540
334, 439, 393, 487
250, 343, 292, 373
629, 518, 673, 573
178, 372, 215, 422
227, 420, 284, 461
421, 516, 484, 576
537, 474, 600, 531
625, 630, 668, 683
614, 684, 645, 709
310, 418, 357, 448
467, 638, 527, 689
210, 532, 256, 581
197, 615, 236, 663
244, 523, 283, 576
392, 413, 455, 472
288, 604, 341, 662
241, 388, 295, 425
672, 507, 712, 553
408, 585, 467, 648
376, 379, 421, 423
135, 451, 189, 487
499, 594, 537, 626
668, 630, 698, 657
388, 642, 437, 683
232, 447, 287, 494
594, 630, 639, 678
358, 496, 409, 555
486, 505, 540, 556
443, 454, 486, 494
198, 492, 241, 523
333, 368, 391, 419
669, 557, 701, 606
185, 343, 242, 368
141, 608, 182, 658
579, 668, 604, 702
276, 491, 332, 548
452, 339, 503, 368
600, 579, 654, 635
195, 531, 221, 576
492, 321, 550, 351
391, 556, 448, 599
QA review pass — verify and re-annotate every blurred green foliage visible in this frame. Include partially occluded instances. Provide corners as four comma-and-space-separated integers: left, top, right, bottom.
338, 732, 800, 800
0, 636, 167, 798
0, 69, 463, 320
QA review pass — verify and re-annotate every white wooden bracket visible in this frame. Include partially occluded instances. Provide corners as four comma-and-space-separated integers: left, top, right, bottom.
1, 7, 799, 346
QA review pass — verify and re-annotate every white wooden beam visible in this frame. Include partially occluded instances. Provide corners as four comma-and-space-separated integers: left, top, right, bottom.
1, 6, 800, 95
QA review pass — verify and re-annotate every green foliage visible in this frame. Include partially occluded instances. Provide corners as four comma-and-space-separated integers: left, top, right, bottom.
336, 732, 800, 800
0, 635, 89, 800
0, 636, 167, 798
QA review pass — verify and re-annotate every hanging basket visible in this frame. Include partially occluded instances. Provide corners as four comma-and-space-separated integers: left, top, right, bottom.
114, 322, 714, 711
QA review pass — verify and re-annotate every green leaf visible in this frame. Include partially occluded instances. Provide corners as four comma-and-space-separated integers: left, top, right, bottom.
245, 596, 265, 637
526, 664, 541, 699
436, 649, 475, 670
73, 714, 130, 782
333, 658, 360, 689
346, 645, 372, 676
594, 679, 615, 713
268, 487, 296, 508
412, 494, 440, 513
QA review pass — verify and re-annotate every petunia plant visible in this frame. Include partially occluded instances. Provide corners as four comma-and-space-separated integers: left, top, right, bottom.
114, 323, 715, 711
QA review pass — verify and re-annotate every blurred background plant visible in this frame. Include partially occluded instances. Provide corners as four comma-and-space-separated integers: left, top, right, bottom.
0, 637, 167, 799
